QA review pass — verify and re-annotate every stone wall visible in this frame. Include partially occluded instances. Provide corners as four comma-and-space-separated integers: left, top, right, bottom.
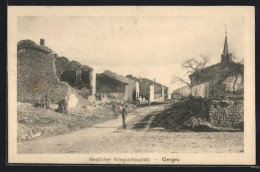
187, 97, 243, 129
149, 85, 155, 102
17, 47, 70, 103
55, 56, 95, 97
154, 84, 162, 99
54, 56, 70, 81
208, 100, 244, 128
124, 80, 138, 101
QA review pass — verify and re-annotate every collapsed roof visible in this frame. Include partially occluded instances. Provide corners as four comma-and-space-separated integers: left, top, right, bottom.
101, 70, 132, 84
18, 40, 55, 54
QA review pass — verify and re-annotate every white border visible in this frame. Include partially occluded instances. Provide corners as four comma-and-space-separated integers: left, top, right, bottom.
8, 6, 255, 165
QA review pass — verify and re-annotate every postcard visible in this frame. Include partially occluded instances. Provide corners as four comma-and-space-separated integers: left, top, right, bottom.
8, 6, 255, 165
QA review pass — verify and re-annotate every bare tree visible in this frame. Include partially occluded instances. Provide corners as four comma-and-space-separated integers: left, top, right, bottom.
182, 54, 210, 74
230, 50, 239, 62
230, 50, 244, 64
171, 54, 210, 87
171, 76, 191, 88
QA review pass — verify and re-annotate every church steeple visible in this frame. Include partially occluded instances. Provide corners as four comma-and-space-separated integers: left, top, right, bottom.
221, 26, 232, 62
223, 30, 228, 54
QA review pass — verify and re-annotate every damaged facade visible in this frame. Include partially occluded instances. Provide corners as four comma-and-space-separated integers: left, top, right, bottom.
96, 71, 169, 103
55, 56, 96, 100
18, 39, 168, 105
17, 39, 71, 103
17, 38, 97, 109
128, 76, 154, 102
154, 82, 169, 101
126, 75, 169, 102
96, 70, 139, 101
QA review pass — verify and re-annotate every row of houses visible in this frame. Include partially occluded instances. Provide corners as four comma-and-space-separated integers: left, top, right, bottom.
95, 71, 170, 102
53, 42, 170, 102
17, 39, 169, 103
55, 52, 170, 102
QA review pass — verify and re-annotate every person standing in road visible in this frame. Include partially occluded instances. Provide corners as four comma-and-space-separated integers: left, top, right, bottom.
122, 106, 127, 129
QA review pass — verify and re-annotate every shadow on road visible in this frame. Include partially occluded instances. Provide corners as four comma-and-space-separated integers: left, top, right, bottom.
132, 113, 156, 130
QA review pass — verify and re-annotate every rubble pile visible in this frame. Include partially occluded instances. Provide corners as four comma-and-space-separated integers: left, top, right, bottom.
150, 99, 243, 132
18, 97, 138, 141
17, 101, 111, 141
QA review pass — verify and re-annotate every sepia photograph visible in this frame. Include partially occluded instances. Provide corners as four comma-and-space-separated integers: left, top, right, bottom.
8, 6, 255, 165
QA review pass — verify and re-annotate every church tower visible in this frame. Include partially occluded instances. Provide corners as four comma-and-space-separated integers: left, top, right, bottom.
221, 28, 232, 62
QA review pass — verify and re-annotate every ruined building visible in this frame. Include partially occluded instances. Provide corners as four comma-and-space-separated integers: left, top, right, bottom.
154, 81, 169, 101
126, 75, 169, 102
17, 38, 97, 107
126, 76, 154, 102
96, 70, 139, 101
17, 39, 71, 103
55, 56, 96, 100
189, 31, 244, 99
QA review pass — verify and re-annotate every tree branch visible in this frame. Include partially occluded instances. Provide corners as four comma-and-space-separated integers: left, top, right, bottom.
182, 55, 210, 74
171, 76, 191, 88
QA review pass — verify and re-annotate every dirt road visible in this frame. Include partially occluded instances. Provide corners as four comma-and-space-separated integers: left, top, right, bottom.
18, 104, 243, 153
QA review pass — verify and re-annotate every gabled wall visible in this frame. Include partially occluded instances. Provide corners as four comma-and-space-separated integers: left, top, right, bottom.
125, 80, 139, 101
149, 85, 155, 102
17, 41, 70, 103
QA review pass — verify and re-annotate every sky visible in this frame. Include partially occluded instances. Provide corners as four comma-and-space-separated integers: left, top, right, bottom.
17, 15, 244, 92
